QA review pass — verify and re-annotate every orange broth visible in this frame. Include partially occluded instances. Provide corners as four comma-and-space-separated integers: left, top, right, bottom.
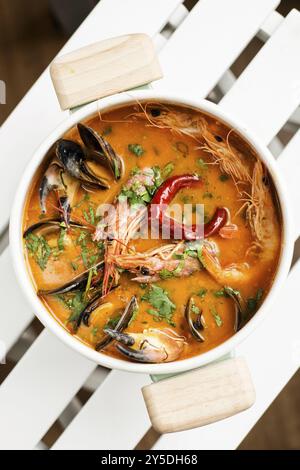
23, 103, 281, 362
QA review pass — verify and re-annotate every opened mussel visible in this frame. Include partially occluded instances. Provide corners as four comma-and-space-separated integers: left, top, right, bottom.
23, 219, 88, 238
223, 286, 244, 331
77, 123, 123, 180
95, 295, 138, 351
185, 296, 205, 342
38, 260, 104, 296
37, 122, 123, 224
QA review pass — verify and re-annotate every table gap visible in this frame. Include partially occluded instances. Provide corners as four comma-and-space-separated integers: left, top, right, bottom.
1, 318, 44, 383
42, 365, 109, 448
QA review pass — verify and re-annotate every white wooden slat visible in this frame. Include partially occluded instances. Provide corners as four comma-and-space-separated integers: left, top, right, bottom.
153, 0, 279, 96
52, 371, 151, 450
258, 10, 284, 41
154, 251, 300, 449
0, 0, 183, 235
0, 329, 96, 450
277, 130, 300, 238
0, 248, 33, 359
221, 9, 300, 145
167, 3, 188, 30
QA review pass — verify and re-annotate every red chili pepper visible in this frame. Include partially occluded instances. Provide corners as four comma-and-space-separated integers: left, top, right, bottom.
150, 175, 228, 240
151, 174, 202, 221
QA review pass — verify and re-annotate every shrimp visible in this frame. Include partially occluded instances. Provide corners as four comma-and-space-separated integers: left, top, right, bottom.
200, 245, 251, 286
245, 160, 280, 261
108, 241, 218, 283
130, 104, 280, 275
199, 161, 281, 286
130, 102, 252, 185
94, 168, 156, 295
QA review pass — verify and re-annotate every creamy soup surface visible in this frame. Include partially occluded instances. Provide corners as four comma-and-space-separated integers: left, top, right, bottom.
23, 103, 281, 363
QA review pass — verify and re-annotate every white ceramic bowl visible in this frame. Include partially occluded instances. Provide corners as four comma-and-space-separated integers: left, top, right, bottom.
10, 90, 294, 375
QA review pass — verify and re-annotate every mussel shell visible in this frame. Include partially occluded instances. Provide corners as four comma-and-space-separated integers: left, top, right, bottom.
95, 295, 138, 351
38, 260, 104, 296
185, 296, 205, 342
77, 123, 123, 180
103, 329, 135, 346
223, 286, 244, 331
23, 219, 89, 238
115, 343, 158, 363
56, 139, 110, 189
39, 163, 65, 214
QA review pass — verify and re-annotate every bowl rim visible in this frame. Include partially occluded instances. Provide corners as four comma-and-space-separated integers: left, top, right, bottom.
9, 89, 294, 375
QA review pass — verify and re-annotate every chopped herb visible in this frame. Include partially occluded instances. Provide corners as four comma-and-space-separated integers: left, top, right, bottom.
128, 307, 139, 325
113, 159, 120, 179
105, 314, 121, 330
197, 288, 207, 298
181, 195, 191, 204
191, 303, 200, 315
159, 260, 184, 279
197, 158, 208, 170
203, 191, 213, 199
74, 192, 90, 208
25, 233, 52, 271
224, 286, 241, 297
84, 268, 94, 299
91, 326, 99, 337
219, 174, 229, 182
172, 253, 185, 260
142, 285, 176, 326
197, 245, 206, 267
184, 249, 198, 259
128, 143, 145, 157
159, 269, 174, 280
131, 166, 140, 176
57, 228, 66, 251
56, 291, 87, 323
161, 162, 175, 179
119, 166, 161, 206
172, 260, 184, 276
102, 125, 112, 136
83, 206, 96, 225
76, 229, 102, 269
214, 289, 226, 298
139, 283, 147, 290
246, 288, 264, 316
211, 307, 223, 327
71, 262, 79, 271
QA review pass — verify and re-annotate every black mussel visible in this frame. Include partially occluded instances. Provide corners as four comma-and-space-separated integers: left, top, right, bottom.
103, 329, 135, 346
38, 261, 104, 296
223, 286, 244, 332
39, 162, 80, 226
39, 163, 64, 213
56, 139, 110, 189
23, 219, 88, 238
95, 295, 138, 351
77, 123, 123, 180
185, 296, 205, 342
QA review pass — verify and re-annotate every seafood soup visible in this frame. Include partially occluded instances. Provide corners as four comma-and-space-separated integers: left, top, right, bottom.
23, 103, 282, 364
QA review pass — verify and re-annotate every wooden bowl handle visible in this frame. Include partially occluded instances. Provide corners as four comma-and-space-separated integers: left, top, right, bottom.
50, 33, 162, 110
142, 357, 255, 434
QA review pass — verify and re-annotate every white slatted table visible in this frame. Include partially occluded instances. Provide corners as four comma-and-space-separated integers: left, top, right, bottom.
0, 0, 300, 450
